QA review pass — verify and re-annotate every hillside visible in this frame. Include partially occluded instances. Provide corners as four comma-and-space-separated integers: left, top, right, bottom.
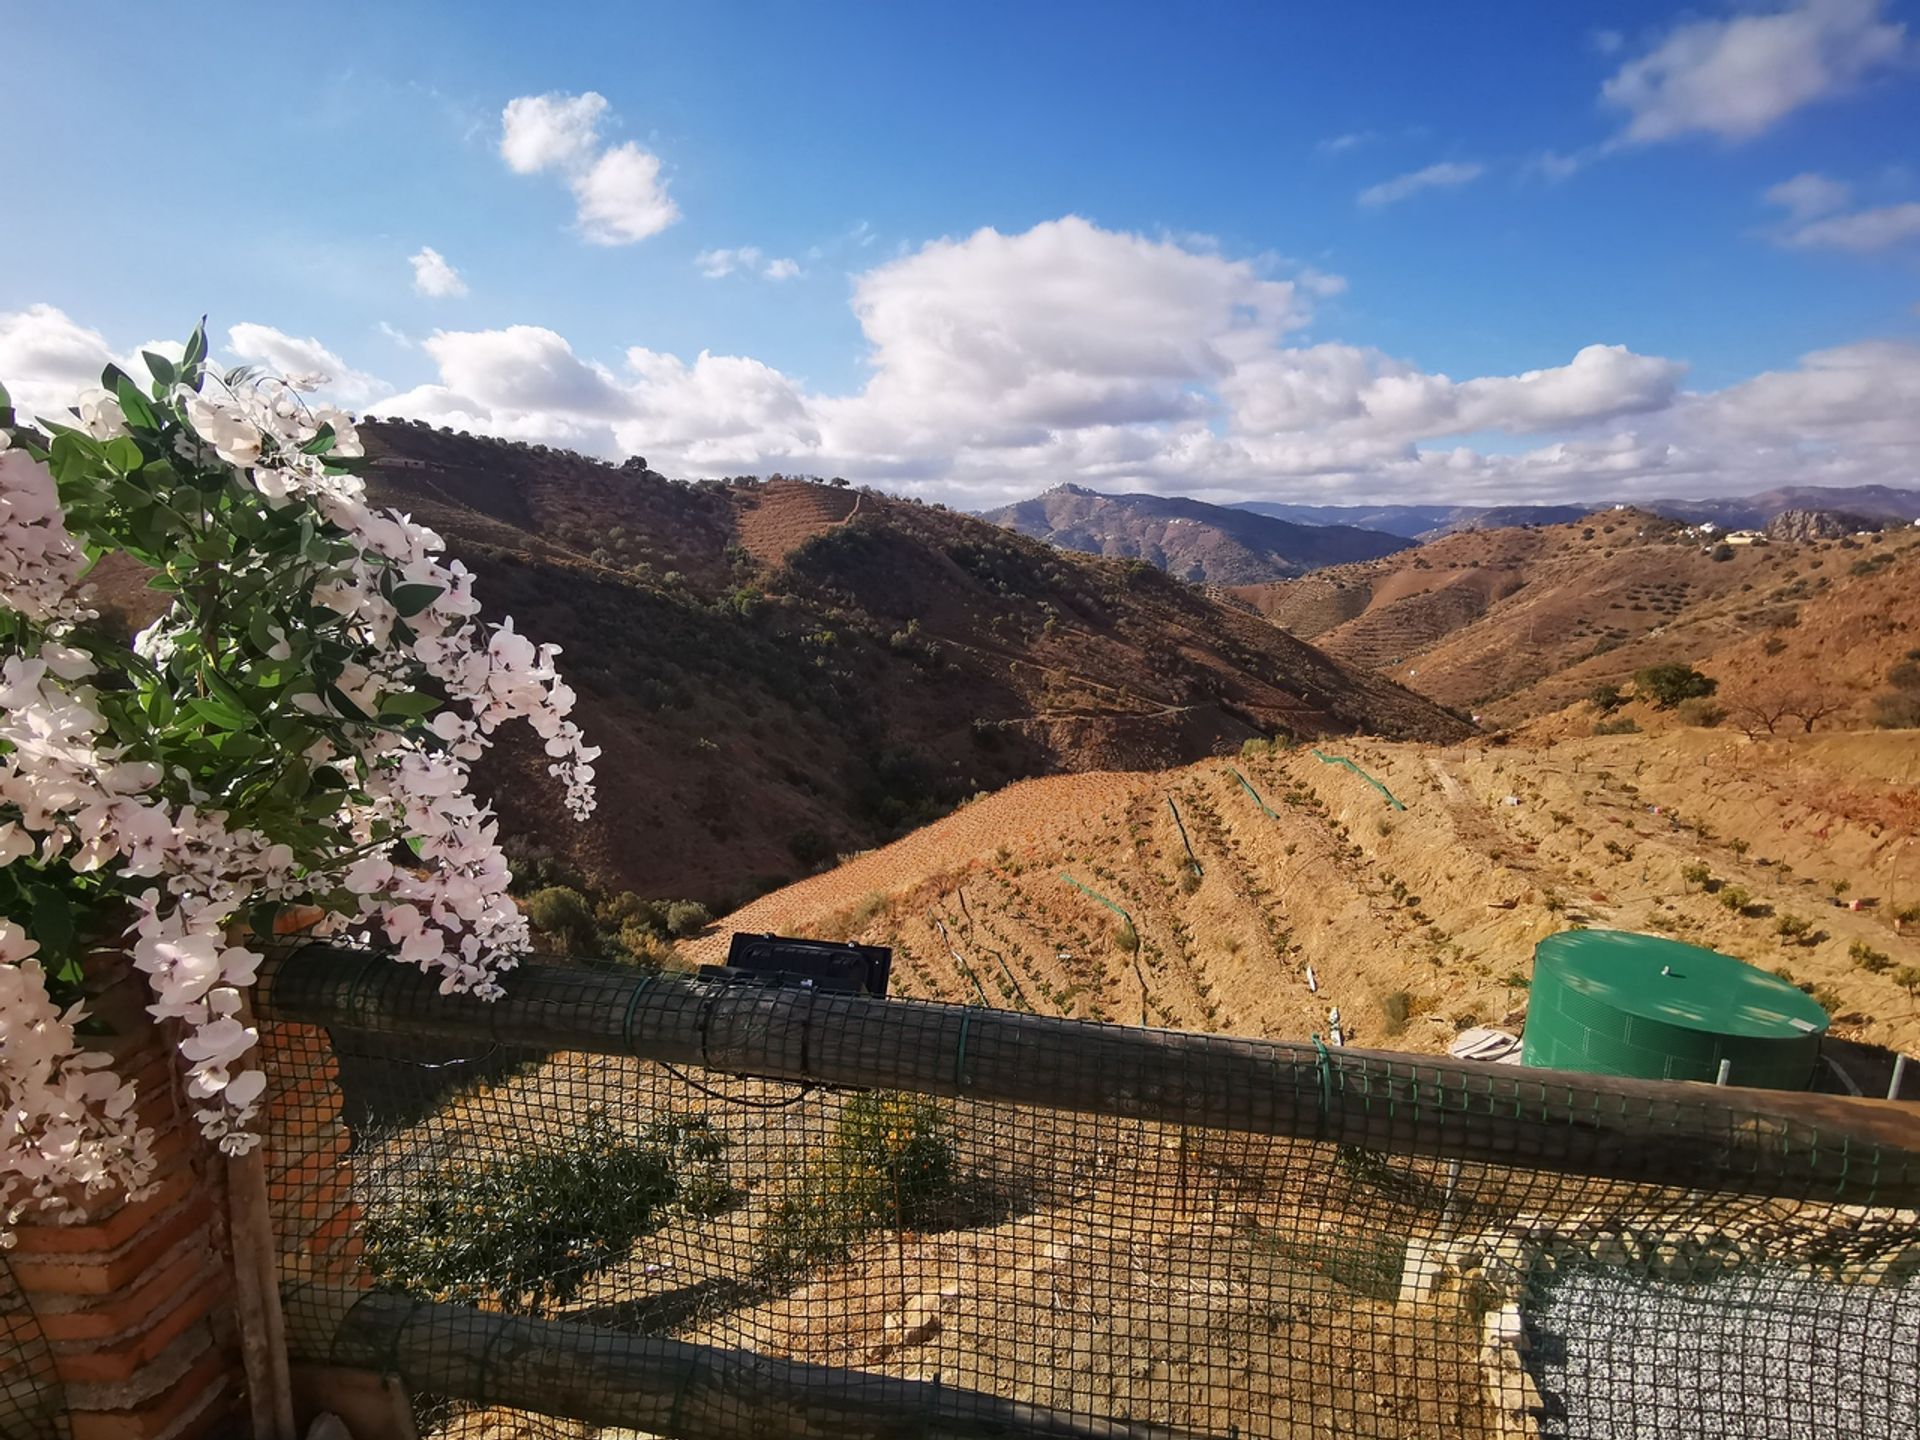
1235, 509, 1920, 725
1235, 500, 1589, 539
981, 483, 1409, 583
684, 731, 1920, 1061
353, 423, 1468, 906
1234, 485, 1920, 539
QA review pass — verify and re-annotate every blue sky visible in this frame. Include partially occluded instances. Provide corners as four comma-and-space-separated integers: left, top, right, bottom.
3, 0, 1918, 505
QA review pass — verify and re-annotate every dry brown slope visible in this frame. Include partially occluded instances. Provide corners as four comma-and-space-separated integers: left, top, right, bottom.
353, 425, 1466, 907
689, 732, 1920, 1059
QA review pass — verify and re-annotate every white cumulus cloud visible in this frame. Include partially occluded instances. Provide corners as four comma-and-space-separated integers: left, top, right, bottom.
1357, 161, 1486, 208
228, 323, 387, 404
1764, 171, 1855, 220
1781, 201, 1920, 251
499, 91, 679, 245
1603, 0, 1908, 144
409, 246, 469, 298
500, 91, 609, 174
697, 246, 802, 280
18, 212, 1920, 508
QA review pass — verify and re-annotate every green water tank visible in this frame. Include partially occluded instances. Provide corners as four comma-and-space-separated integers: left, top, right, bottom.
1520, 930, 1828, 1090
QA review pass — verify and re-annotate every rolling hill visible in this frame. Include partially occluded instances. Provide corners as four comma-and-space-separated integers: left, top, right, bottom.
353, 423, 1468, 906
1234, 486, 1920, 539
1234, 509, 1920, 725
981, 483, 1410, 583
680, 731, 1920, 1061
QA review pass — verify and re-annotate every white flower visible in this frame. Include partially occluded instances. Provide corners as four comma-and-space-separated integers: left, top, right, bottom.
182, 392, 263, 467
73, 389, 127, 441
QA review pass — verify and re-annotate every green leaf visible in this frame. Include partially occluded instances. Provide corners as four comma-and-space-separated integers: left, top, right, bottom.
389, 583, 443, 618
186, 695, 250, 732
31, 889, 75, 970
201, 666, 255, 721
104, 436, 143, 473
114, 375, 160, 432
141, 351, 177, 393
378, 691, 441, 719
299, 424, 336, 457
0, 376, 12, 428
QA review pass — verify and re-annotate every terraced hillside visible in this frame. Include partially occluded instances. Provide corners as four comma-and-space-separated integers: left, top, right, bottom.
1238, 509, 1920, 725
688, 730, 1920, 1060
352, 423, 1466, 905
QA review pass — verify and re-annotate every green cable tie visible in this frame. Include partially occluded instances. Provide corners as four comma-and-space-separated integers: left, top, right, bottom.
955, 1010, 974, 1090
1311, 1034, 1333, 1139
619, 973, 656, 1053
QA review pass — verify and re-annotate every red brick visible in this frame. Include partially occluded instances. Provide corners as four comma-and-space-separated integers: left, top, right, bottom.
51, 1288, 216, 1385
32, 1245, 216, 1344
68, 1346, 233, 1440
11, 1195, 212, 1296
9, 1167, 199, 1256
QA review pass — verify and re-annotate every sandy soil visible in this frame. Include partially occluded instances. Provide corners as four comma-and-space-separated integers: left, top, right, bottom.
685, 730, 1920, 1059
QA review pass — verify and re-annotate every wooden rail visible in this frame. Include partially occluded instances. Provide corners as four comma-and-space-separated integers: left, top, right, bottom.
256, 944, 1920, 1205
285, 1287, 1199, 1439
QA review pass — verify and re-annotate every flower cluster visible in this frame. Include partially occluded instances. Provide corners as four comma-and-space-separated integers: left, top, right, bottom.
0, 327, 598, 1235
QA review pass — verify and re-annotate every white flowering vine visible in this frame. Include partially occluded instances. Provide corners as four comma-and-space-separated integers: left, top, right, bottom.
0, 323, 597, 1241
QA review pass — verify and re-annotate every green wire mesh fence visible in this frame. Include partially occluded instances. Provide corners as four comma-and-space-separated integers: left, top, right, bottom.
257, 944, 1920, 1440
0, 1258, 66, 1440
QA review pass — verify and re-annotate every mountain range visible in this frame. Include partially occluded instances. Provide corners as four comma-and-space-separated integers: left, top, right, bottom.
1235, 485, 1920, 540
351, 424, 1467, 906
979, 484, 1411, 584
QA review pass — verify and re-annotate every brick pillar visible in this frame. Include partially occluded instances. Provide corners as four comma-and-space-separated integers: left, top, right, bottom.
7, 957, 239, 1440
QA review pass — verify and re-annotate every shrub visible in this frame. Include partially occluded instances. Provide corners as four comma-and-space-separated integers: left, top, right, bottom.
364, 1111, 731, 1313
1710, 543, 1735, 562
788, 829, 835, 868
1381, 991, 1412, 1036
1775, 914, 1812, 943
1592, 717, 1641, 735
1894, 965, 1920, 999
1588, 682, 1624, 713
1675, 697, 1725, 728
1871, 691, 1920, 729
1634, 663, 1717, 709
1680, 862, 1713, 889
758, 1092, 956, 1278
1849, 940, 1893, 974
524, 886, 599, 952
664, 899, 713, 938
1718, 885, 1752, 914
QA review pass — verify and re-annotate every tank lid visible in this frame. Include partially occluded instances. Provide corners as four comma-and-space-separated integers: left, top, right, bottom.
1534, 929, 1828, 1040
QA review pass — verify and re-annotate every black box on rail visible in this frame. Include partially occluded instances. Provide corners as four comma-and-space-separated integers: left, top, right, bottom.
699, 933, 892, 997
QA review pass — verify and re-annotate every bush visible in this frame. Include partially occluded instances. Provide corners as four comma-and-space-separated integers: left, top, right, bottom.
759, 1092, 956, 1278
1849, 940, 1893, 974
788, 829, 836, 868
364, 1111, 731, 1313
1588, 682, 1624, 713
524, 885, 599, 952
1871, 691, 1920, 729
1680, 862, 1712, 889
1718, 885, 1752, 914
1675, 697, 1725, 728
664, 899, 712, 938
1710, 543, 1735, 562
1634, 663, 1717, 709
1592, 717, 1641, 735
1775, 913, 1812, 943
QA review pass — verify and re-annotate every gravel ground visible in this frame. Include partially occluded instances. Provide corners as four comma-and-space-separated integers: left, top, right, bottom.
1527, 1268, 1918, 1440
